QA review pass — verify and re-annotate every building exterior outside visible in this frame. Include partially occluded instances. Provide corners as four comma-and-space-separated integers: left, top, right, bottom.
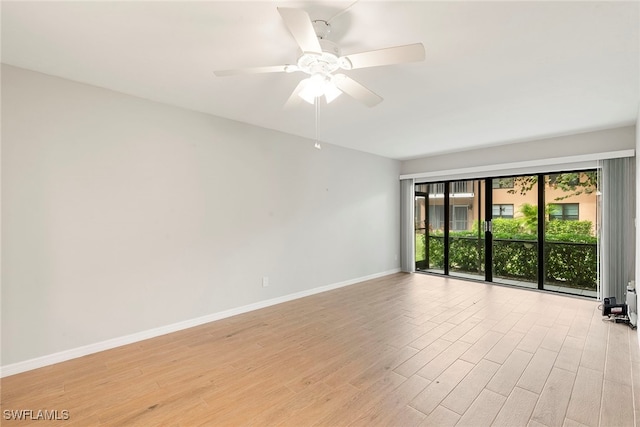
416, 173, 597, 234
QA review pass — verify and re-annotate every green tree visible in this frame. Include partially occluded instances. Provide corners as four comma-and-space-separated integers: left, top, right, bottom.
517, 203, 538, 234
549, 172, 597, 200
507, 172, 597, 201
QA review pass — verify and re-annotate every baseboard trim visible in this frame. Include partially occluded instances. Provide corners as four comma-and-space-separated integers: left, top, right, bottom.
0, 269, 401, 378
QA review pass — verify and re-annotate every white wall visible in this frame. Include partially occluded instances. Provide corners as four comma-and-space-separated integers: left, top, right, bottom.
1, 65, 401, 367
402, 126, 636, 176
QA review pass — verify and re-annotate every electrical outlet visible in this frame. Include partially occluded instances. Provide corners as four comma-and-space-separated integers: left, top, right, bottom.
262, 276, 269, 288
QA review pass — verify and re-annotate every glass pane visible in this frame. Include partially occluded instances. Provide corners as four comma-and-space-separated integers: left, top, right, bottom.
425, 183, 445, 273
414, 194, 427, 270
415, 183, 446, 273
544, 171, 598, 297
449, 180, 484, 280
492, 175, 538, 288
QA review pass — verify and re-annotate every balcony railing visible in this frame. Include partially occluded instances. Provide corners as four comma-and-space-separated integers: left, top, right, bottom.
415, 234, 597, 292
427, 181, 474, 195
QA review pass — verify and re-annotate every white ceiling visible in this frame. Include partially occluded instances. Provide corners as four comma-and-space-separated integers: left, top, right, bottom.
2, 1, 638, 160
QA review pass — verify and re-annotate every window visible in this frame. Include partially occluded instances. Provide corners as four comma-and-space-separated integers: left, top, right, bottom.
492, 178, 514, 189
428, 205, 445, 231
451, 205, 468, 230
549, 203, 579, 221
492, 204, 514, 218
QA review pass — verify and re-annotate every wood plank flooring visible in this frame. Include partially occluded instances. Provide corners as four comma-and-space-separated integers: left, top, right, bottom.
2, 273, 639, 426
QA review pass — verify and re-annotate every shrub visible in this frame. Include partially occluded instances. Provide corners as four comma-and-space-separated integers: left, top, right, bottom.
545, 241, 597, 288
493, 239, 538, 280
546, 220, 593, 237
492, 218, 523, 235
449, 235, 484, 273
416, 219, 597, 291
428, 233, 444, 269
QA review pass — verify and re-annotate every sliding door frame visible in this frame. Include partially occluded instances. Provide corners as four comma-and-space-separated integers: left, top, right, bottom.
415, 169, 598, 296
485, 178, 493, 283
443, 182, 450, 276
537, 173, 545, 290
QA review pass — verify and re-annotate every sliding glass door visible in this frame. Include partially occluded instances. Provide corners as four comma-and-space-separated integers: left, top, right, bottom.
415, 183, 445, 273
491, 175, 539, 288
414, 170, 598, 297
543, 172, 598, 297
449, 180, 485, 281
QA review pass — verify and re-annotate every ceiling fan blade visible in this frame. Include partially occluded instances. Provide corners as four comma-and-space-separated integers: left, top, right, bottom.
285, 79, 307, 108
332, 74, 382, 107
214, 65, 296, 77
342, 43, 425, 70
277, 7, 322, 54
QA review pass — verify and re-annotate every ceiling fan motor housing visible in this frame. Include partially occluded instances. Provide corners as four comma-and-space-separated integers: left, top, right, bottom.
297, 39, 352, 76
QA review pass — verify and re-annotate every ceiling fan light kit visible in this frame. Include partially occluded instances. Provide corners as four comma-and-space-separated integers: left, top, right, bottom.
298, 74, 342, 104
214, 7, 425, 108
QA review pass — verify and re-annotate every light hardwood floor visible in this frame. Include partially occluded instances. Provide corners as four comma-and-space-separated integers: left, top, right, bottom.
2, 273, 639, 426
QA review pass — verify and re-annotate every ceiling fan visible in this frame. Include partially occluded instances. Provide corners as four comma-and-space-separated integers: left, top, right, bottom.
214, 7, 425, 107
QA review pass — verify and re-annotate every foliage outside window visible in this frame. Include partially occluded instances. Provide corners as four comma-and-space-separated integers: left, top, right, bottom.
509, 172, 597, 199
549, 173, 580, 187
416, 202, 597, 291
492, 178, 515, 189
